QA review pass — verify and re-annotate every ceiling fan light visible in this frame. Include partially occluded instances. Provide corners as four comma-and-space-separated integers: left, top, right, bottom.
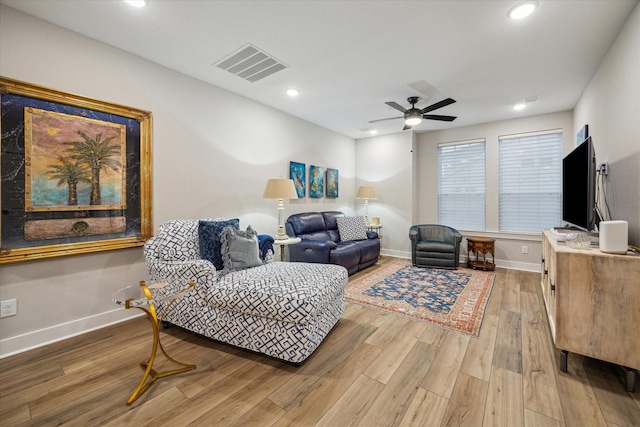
512, 102, 527, 111
508, 1, 537, 20
405, 116, 422, 126
405, 108, 423, 126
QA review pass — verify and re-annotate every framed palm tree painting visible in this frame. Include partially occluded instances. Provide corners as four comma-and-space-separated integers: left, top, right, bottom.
0, 77, 152, 264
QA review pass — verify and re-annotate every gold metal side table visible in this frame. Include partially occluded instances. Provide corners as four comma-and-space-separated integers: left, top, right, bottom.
113, 280, 196, 405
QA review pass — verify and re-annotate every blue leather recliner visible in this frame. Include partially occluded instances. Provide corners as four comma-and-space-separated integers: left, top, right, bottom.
285, 211, 380, 275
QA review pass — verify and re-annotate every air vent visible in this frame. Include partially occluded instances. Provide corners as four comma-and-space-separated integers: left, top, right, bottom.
214, 43, 288, 82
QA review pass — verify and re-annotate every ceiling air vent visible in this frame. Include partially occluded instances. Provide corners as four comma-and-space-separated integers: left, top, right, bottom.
214, 43, 288, 82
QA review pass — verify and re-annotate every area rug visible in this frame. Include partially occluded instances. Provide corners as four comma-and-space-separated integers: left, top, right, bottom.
345, 259, 495, 336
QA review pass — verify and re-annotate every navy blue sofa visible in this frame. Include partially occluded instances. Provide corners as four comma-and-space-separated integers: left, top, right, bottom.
285, 211, 380, 275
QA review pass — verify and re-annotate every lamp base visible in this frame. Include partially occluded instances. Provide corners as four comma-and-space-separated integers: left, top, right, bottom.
274, 224, 289, 240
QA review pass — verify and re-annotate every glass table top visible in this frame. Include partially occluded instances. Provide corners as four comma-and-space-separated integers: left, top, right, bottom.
112, 282, 195, 307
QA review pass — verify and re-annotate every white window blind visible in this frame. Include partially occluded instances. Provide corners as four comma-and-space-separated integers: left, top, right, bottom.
437, 140, 485, 230
499, 131, 562, 232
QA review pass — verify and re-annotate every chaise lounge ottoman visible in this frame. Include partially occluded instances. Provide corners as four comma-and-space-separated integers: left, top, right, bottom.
144, 218, 348, 364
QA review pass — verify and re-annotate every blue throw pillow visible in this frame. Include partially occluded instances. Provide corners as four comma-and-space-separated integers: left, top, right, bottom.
198, 219, 239, 270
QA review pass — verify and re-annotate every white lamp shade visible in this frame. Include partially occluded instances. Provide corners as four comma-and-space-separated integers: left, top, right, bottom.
263, 177, 298, 199
356, 185, 377, 199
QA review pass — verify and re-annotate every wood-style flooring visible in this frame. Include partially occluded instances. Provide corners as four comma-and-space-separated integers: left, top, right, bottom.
1, 257, 639, 426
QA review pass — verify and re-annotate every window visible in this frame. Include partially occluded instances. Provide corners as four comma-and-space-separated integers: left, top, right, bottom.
437, 140, 485, 230
499, 131, 562, 232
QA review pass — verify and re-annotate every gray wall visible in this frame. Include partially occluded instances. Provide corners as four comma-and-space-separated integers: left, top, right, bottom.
0, 6, 356, 357
355, 132, 413, 258
574, 2, 640, 247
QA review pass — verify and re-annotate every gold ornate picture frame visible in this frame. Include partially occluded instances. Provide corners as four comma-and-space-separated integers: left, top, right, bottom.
0, 77, 152, 264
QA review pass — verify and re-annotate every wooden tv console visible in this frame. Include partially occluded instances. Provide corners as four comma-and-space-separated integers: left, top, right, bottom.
540, 229, 640, 391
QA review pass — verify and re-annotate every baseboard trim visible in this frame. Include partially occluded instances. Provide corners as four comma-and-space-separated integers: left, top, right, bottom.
381, 251, 541, 273
381, 249, 410, 259
0, 308, 142, 359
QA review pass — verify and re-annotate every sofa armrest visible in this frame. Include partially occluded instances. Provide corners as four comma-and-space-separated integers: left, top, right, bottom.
147, 258, 218, 297
409, 226, 419, 242
366, 230, 379, 239
289, 240, 337, 263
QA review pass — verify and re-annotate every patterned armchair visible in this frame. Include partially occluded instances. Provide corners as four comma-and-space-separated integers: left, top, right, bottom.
409, 224, 462, 269
144, 218, 348, 364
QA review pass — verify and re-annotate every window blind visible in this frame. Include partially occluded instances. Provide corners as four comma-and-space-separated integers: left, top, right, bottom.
499, 131, 562, 232
437, 140, 485, 230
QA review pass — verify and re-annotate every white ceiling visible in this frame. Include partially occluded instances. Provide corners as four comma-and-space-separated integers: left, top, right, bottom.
1, 0, 637, 139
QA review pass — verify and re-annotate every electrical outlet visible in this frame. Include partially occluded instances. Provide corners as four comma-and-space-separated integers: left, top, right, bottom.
599, 162, 608, 176
1, 299, 17, 318
521, 245, 529, 254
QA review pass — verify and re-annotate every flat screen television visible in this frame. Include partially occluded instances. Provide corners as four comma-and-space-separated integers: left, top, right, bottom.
562, 137, 597, 231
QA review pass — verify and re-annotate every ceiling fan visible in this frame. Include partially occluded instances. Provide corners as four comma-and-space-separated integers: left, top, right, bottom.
369, 96, 457, 130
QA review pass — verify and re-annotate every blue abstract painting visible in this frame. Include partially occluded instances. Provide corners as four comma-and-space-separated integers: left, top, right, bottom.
309, 165, 324, 198
289, 161, 306, 198
326, 168, 338, 198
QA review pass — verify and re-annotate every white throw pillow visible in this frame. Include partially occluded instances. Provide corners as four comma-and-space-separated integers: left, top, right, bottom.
336, 216, 368, 242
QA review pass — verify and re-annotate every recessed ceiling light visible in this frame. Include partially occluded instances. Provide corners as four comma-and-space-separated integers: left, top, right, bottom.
286, 88, 299, 97
369, 129, 378, 135
125, 0, 147, 8
508, 1, 537, 20
510, 95, 538, 111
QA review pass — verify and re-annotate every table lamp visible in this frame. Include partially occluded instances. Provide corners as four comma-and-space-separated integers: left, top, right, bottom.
263, 177, 299, 240
356, 185, 377, 224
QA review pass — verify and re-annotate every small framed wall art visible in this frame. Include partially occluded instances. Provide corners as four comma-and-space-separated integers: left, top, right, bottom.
326, 168, 338, 198
289, 161, 306, 198
309, 165, 324, 198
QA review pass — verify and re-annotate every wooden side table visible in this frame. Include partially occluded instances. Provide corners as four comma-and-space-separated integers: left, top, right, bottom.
467, 237, 496, 271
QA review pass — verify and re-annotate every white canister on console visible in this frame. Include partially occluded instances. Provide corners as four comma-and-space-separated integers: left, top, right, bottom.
599, 220, 628, 254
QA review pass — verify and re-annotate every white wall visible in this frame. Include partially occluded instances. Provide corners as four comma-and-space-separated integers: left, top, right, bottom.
0, 6, 355, 357
415, 111, 575, 271
574, 2, 640, 247
355, 132, 413, 258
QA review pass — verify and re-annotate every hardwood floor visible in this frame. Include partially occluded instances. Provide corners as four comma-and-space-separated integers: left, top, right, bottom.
2, 257, 639, 426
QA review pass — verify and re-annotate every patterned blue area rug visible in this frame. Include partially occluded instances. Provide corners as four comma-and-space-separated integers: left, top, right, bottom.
345, 258, 495, 336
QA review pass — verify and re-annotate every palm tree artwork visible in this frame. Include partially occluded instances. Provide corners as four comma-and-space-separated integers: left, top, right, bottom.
44, 156, 91, 206
63, 131, 122, 205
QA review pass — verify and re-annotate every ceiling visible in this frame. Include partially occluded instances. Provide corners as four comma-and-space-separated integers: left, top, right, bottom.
1, 0, 637, 139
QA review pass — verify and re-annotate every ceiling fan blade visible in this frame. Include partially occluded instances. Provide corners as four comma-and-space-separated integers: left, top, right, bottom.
385, 101, 407, 113
421, 98, 456, 114
422, 114, 457, 122
368, 116, 403, 123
